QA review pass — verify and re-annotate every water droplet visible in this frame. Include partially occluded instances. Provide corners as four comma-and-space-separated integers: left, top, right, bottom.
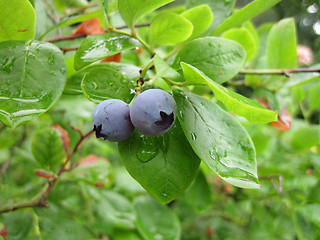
191, 132, 197, 141
179, 110, 184, 119
60, 68, 66, 74
136, 136, 159, 163
0, 56, 15, 73
47, 53, 55, 65
50, 71, 56, 76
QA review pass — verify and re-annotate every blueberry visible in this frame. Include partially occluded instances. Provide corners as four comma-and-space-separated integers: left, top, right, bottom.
92, 99, 135, 142
130, 89, 177, 136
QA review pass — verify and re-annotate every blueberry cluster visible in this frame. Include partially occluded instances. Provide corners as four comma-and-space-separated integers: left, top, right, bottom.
92, 89, 177, 142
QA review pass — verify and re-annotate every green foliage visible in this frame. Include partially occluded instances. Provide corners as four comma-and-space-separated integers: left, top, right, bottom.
148, 12, 193, 47
0, 0, 319, 239
0, 0, 36, 42
0, 40, 66, 128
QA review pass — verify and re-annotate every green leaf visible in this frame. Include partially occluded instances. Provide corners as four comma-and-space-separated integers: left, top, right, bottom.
153, 55, 182, 82
118, 0, 174, 28
74, 32, 141, 70
118, 121, 201, 204
32, 128, 66, 170
266, 18, 297, 69
78, 63, 138, 103
134, 196, 181, 240
213, 0, 281, 35
95, 191, 136, 229
182, 169, 211, 213
148, 12, 193, 47
285, 73, 320, 87
290, 125, 320, 150
222, 28, 257, 62
181, 63, 277, 123
181, 5, 213, 39
173, 91, 259, 189
186, 0, 235, 34
0, 0, 36, 42
100, 0, 109, 25
172, 37, 246, 84
0, 40, 66, 128
298, 204, 320, 228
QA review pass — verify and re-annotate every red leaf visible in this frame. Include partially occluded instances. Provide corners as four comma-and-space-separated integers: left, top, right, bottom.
73, 18, 104, 36
95, 182, 106, 188
257, 98, 291, 131
101, 53, 122, 63
270, 107, 291, 131
51, 124, 70, 153
136, 47, 142, 54
34, 170, 57, 179
0, 226, 8, 238
77, 154, 109, 166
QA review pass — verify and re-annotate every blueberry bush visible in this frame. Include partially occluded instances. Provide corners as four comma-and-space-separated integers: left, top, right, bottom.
0, 0, 319, 239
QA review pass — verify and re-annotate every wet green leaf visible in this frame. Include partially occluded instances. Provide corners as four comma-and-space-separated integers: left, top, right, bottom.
214, 0, 281, 35
134, 196, 181, 240
118, 121, 201, 204
74, 32, 141, 70
172, 37, 246, 83
118, 0, 174, 28
0, 0, 36, 42
181, 4, 213, 39
148, 12, 193, 47
0, 40, 66, 128
181, 63, 277, 123
32, 128, 66, 170
173, 91, 259, 189
77, 63, 138, 103
266, 18, 297, 69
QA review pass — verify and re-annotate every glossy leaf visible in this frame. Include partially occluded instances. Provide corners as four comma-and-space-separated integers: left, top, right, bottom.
0, 40, 66, 128
118, 121, 201, 204
186, 0, 235, 34
32, 128, 66, 170
181, 63, 277, 123
173, 91, 259, 189
79, 63, 138, 103
214, 0, 281, 35
181, 5, 213, 39
267, 18, 297, 70
182, 169, 211, 213
95, 191, 136, 229
153, 55, 182, 82
134, 196, 181, 240
118, 0, 174, 28
172, 37, 246, 83
0, 0, 36, 42
148, 12, 193, 47
74, 32, 140, 70
222, 28, 257, 61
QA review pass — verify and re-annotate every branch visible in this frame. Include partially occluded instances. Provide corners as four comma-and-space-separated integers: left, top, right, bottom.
0, 129, 93, 214
239, 68, 320, 76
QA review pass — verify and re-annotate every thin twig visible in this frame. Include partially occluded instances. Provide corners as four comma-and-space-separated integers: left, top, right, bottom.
44, 33, 86, 42
0, 129, 93, 214
60, 47, 78, 53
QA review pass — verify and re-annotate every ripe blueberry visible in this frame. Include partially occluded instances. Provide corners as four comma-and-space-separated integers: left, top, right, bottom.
130, 89, 177, 136
92, 99, 135, 142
